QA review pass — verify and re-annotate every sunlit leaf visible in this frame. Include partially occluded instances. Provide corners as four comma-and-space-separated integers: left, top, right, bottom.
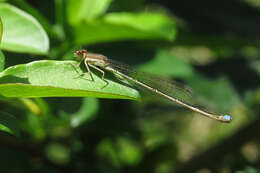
74, 12, 176, 44
67, 0, 113, 24
0, 60, 140, 99
0, 16, 3, 44
0, 3, 49, 54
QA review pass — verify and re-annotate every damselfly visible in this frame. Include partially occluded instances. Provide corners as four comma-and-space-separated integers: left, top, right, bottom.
74, 49, 232, 123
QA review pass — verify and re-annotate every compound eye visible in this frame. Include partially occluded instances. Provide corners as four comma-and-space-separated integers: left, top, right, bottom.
75, 49, 88, 56
76, 50, 83, 55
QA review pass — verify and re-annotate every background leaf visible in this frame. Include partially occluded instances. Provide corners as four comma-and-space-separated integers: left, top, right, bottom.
138, 50, 194, 78
74, 12, 176, 44
0, 50, 4, 71
67, 0, 113, 24
0, 3, 49, 54
0, 111, 19, 136
186, 73, 240, 113
0, 16, 2, 44
70, 97, 99, 127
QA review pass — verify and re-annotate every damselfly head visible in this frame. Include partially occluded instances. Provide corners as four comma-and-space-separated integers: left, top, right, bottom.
74, 49, 88, 59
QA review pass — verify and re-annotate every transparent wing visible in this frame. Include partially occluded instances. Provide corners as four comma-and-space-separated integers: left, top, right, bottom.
106, 59, 193, 103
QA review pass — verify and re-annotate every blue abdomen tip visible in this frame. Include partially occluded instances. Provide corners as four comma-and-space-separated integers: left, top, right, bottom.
223, 115, 232, 121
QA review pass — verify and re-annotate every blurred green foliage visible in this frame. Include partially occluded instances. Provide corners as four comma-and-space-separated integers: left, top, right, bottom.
0, 0, 260, 173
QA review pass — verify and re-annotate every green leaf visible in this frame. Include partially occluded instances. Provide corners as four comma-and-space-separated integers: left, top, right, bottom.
67, 0, 113, 24
12, 0, 56, 39
0, 111, 19, 136
0, 60, 140, 100
186, 74, 240, 112
21, 112, 46, 140
138, 50, 193, 78
97, 137, 143, 166
236, 167, 260, 173
250, 59, 260, 75
0, 50, 4, 71
70, 97, 99, 127
97, 138, 120, 167
117, 137, 142, 166
0, 3, 49, 54
45, 142, 70, 165
0, 16, 3, 44
74, 12, 176, 44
